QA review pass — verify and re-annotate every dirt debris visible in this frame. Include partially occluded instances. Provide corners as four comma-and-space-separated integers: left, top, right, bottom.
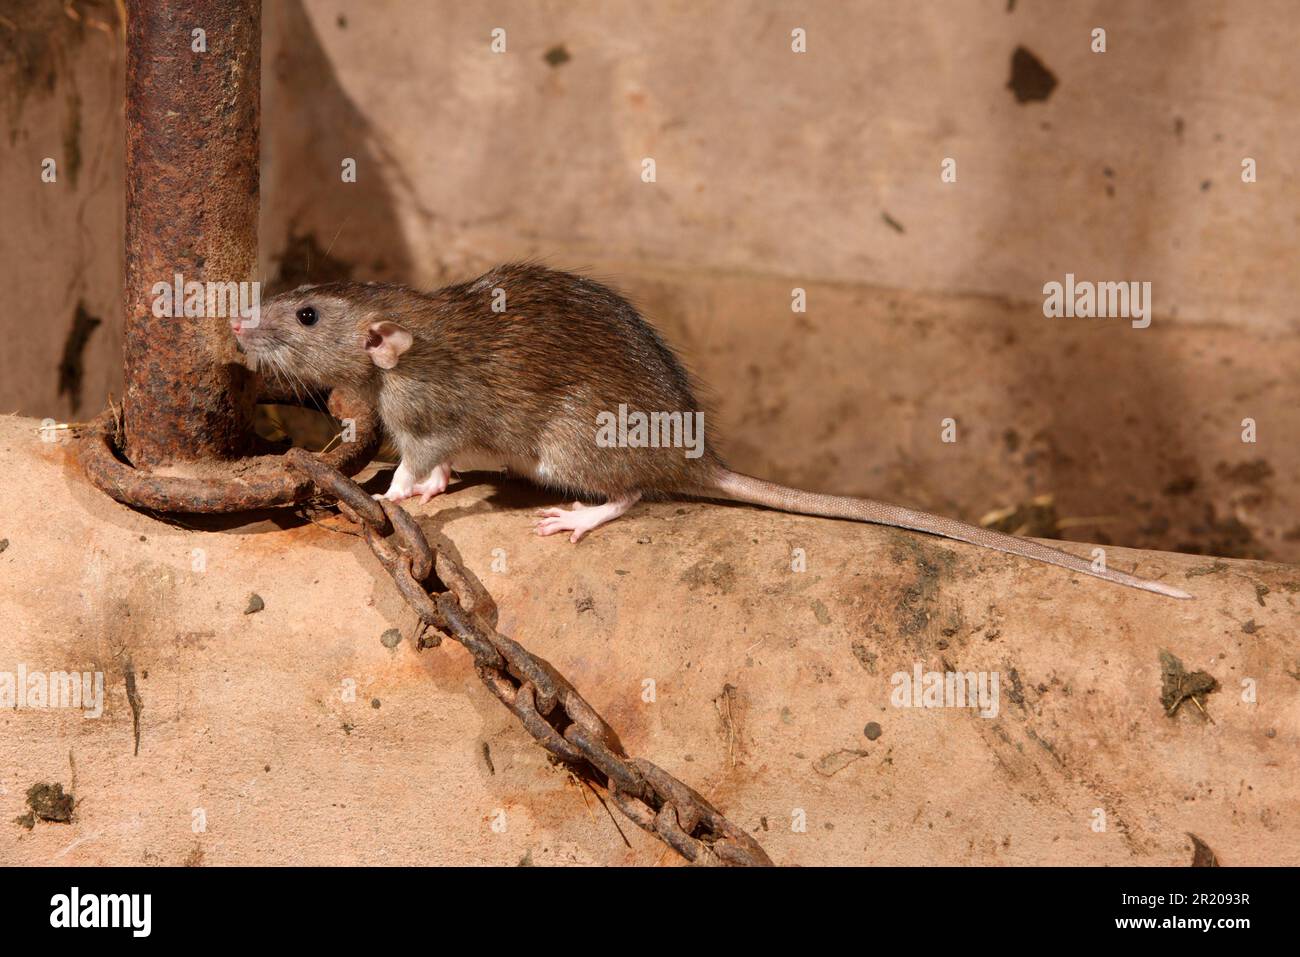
814, 748, 870, 777
891, 539, 955, 642
122, 655, 143, 755
980, 495, 1060, 538
1187, 833, 1220, 867
21, 782, 75, 825
1159, 650, 1219, 721
680, 558, 737, 594
1185, 561, 1228, 579
850, 640, 878, 674
714, 683, 741, 767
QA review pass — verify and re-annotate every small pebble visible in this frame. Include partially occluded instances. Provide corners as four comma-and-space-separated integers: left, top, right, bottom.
864, 721, 883, 741
380, 628, 402, 649
244, 593, 264, 615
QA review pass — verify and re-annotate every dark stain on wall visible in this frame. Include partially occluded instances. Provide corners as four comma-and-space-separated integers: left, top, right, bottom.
1007, 46, 1057, 103
0, 0, 110, 144
62, 87, 81, 186
57, 299, 101, 413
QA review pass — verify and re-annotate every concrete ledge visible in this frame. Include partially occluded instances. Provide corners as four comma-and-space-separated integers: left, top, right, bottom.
0, 414, 1295, 865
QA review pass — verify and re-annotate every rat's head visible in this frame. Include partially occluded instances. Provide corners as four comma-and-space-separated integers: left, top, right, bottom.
232, 282, 414, 388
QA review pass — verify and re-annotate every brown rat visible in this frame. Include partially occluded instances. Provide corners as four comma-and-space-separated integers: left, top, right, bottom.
233, 263, 1190, 599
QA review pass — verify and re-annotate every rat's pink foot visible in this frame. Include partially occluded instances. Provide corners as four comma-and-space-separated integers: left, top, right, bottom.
375, 461, 452, 504
534, 493, 641, 543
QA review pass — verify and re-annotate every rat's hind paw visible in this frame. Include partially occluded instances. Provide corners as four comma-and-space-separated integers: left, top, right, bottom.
532, 494, 641, 544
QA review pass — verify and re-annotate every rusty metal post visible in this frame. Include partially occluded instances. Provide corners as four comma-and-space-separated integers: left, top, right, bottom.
122, 0, 260, 467
82, 0, 376, 510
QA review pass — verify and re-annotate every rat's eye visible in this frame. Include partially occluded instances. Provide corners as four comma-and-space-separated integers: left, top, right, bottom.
296, 306, 319, 326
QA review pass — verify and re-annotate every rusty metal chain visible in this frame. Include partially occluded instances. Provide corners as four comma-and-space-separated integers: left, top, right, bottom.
285, 448, 773, 867
81, 385, 381, 513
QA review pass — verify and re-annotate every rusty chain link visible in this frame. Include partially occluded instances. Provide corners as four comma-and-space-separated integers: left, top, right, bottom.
284, 448, 774, 867
81, 385, 382, 512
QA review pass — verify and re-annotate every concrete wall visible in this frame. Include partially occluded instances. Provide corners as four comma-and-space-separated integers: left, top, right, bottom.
268, 0, 1300, 323
0, 0, 123, 419
1, 0, 1296, 559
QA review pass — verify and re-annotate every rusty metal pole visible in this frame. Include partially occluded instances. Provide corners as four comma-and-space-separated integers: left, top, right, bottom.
122, 0, 260, 467
84, 0, 376, 509
84, 0, 377, 510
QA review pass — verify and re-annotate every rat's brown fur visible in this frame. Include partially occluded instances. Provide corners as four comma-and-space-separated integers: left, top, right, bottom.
248, 263, 723, 501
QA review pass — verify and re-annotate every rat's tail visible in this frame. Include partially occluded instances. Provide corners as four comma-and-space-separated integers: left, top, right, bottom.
707, 469, 1192, 600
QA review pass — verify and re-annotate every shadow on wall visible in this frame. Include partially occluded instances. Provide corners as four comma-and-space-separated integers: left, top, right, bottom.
969, 17, 1272, 560
260, 0, 417, 295
0, 0, 123, 418
256, 0, 423, 451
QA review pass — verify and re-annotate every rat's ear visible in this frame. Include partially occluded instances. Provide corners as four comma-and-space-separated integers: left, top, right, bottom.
365, 321, 412, 369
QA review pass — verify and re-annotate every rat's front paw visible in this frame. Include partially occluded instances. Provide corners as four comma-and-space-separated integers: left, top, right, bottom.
375, 483, 413, 502
376, 462, 451, 504
410, 463, 451, 504
374, 462, 416, 502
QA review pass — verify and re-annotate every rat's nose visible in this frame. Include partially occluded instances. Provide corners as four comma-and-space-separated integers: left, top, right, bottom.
230, 318, 244, 335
